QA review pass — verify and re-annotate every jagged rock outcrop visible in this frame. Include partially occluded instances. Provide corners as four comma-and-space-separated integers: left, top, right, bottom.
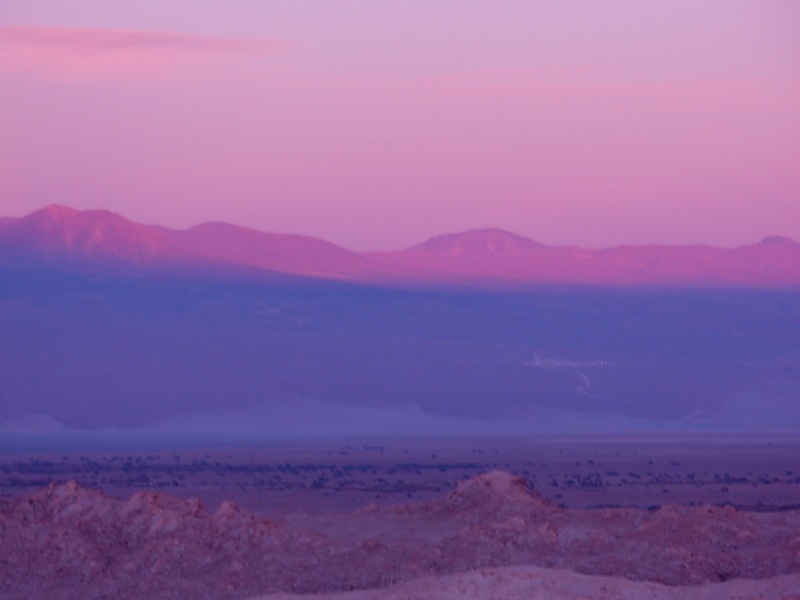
2, 474, 800, 599
440, 470, 557, 511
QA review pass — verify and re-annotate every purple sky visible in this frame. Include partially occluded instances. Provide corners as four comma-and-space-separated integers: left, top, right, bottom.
1, 1, 798, 250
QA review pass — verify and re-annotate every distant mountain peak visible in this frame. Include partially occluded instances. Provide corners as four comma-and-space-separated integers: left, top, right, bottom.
31, 204, 81, 222
1, 205, 188, 268
759, 235, 799, 246
3, 205, 800, 288
20, 205, 152, 239
410, 228, 545, 253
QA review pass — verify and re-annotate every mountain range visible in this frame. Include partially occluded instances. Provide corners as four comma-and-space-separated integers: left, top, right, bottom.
1, 205, 798, 288
2, 205, 800, 434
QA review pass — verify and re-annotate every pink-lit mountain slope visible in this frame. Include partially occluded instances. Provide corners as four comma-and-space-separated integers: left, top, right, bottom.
156, 221, 384, 281
412, 228, 547, 253
367, 228, 589, 284
2, 206, 799, 287
0, 205, 195, 270
583, 237, 800, 287
0, 206, 385, 281
369, 229, 800, 288
0, 206, 390, 281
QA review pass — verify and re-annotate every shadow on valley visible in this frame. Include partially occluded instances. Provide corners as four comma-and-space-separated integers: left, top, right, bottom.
1, 266, 799, 434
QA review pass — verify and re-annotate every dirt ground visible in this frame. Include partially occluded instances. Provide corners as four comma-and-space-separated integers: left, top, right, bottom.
1, 433, 798, 516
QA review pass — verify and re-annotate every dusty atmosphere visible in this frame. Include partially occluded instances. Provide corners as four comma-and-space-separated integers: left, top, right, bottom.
4, 3, 799, 598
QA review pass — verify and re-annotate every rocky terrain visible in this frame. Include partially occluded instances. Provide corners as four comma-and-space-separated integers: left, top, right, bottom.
2, 471, 800, 600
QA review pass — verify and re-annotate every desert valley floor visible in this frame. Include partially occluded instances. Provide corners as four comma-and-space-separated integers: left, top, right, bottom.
2, 434, 799, 515
2, 434, 800, 599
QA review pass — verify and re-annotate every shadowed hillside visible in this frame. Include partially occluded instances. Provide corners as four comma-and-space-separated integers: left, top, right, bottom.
1, 264, 799, 434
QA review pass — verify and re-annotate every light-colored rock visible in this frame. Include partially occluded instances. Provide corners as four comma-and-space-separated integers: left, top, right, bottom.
250, 566, 800, 600
3, 474, 800, 599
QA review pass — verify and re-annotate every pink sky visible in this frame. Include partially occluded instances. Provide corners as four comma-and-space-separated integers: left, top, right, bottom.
1, 1, 798, 250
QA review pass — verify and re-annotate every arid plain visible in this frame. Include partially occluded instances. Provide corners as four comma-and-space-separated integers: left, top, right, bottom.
3, 436, 800, 600
2, 435, 799, 515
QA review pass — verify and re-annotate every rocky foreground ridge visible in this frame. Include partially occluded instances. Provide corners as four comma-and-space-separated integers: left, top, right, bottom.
2, 471, 800, 599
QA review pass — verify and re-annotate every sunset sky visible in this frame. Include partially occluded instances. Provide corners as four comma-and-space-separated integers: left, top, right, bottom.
1, 1, 798, 250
